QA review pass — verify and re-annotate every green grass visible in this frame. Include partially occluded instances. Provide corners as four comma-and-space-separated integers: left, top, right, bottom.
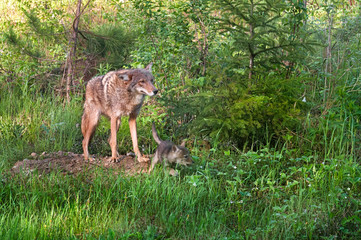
1, 151, 360, 239
0, 89, 361, 239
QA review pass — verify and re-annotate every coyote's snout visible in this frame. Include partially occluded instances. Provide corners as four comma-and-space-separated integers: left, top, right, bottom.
81, 63, 157, 162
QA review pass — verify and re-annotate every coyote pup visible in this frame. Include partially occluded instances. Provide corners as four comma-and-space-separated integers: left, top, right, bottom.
149, 122, 193, 176
81, 63, 158, 162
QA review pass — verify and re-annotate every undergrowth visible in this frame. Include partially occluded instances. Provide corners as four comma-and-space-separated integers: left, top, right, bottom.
0, 88, 360, 239
1, 149, 360, 239
1, 1, 361, 239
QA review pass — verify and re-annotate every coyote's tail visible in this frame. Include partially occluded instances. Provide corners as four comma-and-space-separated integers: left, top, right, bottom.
152, 122, 162, 144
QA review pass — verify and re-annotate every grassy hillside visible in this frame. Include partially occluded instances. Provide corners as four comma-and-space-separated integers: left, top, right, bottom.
1, 0, 361, 239
0, 89, 360, 239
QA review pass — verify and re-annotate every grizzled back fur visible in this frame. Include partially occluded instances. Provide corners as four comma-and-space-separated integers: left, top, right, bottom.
83, 64, 157, 119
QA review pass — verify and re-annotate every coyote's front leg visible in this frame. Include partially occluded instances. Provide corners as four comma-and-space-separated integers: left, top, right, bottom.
129, 115, 149, 162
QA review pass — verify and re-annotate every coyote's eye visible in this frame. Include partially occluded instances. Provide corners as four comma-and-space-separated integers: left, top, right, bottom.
139, 79, 145, 84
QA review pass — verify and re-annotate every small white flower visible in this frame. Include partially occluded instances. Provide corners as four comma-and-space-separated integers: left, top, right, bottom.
233, 166, 237, 169
193, 183, 197, 187
302, 97, 306, 102
347, 188, 350, 191
308, 184, 311, 187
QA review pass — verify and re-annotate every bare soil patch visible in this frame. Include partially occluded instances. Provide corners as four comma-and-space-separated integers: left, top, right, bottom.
11, 151, 150, 176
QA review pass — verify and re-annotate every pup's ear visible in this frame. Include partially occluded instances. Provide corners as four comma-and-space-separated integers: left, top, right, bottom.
172, 145, 178, 152
116, 72, 130, 81
145, 62, 153, 72
180, 140, 186, 147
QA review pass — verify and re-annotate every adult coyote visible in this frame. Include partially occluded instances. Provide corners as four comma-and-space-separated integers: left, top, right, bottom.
81, 63, 158, 162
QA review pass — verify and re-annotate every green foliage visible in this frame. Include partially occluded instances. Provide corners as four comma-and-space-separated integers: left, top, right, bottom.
1, 2, 67, 91
301, 90, 360, 159
1, 147, 361, 239
84, 24, 136, 69
130, 0, 215, 88
2, 3, 66, 59
164, 74, 307, 148
214, 0, 316, 76
0, 1, 361, 238
0, 90, 82, 168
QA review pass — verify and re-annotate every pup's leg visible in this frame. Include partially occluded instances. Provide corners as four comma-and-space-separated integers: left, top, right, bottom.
81, 108, 100, 160
129, 115, 149, 162
163, 161, 178, 176
148, 151, 160, 173
168, 168, 179, 177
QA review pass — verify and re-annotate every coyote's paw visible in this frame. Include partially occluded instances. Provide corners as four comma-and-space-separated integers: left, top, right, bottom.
105, 156, 117, 163
83, 154, 95, 162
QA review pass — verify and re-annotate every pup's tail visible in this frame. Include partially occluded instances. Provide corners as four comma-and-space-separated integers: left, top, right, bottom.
152, 122, 162, 144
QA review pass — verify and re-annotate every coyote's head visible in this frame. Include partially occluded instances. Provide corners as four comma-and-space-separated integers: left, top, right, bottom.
116, 63, 158, 96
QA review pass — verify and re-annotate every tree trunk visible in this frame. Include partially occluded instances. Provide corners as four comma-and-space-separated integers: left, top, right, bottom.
248, 0, 254, 80
65, 0, 82, 103
325, 12, 333, 74
199, 17, 208, 76
249, 53, 254, 80
324, 10, 333, 105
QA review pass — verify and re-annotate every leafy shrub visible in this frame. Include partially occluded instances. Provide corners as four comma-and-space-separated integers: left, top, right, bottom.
163, 74, 307, 148
84, 23, 136, 69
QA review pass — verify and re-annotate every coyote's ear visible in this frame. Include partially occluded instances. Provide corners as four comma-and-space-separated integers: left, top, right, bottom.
145, 62, 153, 72
116, 73, 130, 81
180, 140, 186, 147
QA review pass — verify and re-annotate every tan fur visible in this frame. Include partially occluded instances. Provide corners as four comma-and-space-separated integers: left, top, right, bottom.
81, 63, 157, 162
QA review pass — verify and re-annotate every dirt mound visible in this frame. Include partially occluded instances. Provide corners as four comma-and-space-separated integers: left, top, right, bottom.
11, 151, 150, 176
